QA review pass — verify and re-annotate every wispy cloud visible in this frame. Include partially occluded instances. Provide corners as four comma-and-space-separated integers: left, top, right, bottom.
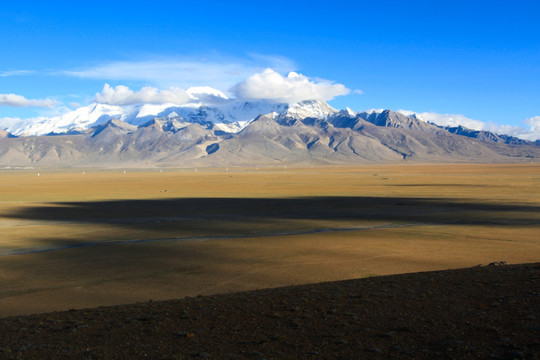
94, 84, 190, 106
232, 69, 350, 104
0, 93, 59, 108
0, 70, 34, 77
245, 53, 296, 73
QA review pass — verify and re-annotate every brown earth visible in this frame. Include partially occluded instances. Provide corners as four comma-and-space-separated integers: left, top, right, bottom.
0, 262, 538, 359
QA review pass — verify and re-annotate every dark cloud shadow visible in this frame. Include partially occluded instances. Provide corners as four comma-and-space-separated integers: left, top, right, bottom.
4, 196, 539, 230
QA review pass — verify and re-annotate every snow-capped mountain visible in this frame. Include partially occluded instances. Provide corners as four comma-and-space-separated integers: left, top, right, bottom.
6, 103, 124, 136
0, 84, 537, 167
283, 100, 337, 119
0, 107, 538, 167
1, 84, 337, 137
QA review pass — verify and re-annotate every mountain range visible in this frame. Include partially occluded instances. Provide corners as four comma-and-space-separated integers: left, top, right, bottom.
0, 99, 538, 167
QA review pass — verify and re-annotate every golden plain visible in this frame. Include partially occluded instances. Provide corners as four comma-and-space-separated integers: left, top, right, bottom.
1, 164, 539, 316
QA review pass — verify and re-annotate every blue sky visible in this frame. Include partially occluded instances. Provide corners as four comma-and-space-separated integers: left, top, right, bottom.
1, 1, 539, 139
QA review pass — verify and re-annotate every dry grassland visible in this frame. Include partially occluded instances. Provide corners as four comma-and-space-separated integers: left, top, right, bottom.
0, 164, 539, 317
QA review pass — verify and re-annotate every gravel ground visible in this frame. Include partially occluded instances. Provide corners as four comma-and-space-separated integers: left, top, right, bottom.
0, 262, 539, 359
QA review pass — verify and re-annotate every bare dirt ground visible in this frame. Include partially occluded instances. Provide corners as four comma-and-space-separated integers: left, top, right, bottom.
0, 164, 539, 318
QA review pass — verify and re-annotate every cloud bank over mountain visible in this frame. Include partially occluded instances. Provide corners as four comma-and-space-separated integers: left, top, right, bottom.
232, 69, 350, 104
91, 69, 350, 106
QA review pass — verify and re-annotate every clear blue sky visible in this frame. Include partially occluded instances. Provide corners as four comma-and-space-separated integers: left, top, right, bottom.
1, 0, 539, 137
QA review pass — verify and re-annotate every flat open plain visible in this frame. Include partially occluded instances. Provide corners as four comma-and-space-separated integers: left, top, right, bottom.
1, 164, 539, 317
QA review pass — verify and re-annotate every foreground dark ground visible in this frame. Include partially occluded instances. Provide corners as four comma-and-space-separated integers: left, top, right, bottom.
1, 263, 538, 360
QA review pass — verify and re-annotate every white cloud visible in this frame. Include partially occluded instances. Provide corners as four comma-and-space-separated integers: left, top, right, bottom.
232, 69, 350, 104
489, 116, 540, 141
398, 110, 486, 130
526, 116, 540, 133
94, 84, 190, 106
0, 93, 58, 108
396, 109, 540, 141
0, 117, 24, 130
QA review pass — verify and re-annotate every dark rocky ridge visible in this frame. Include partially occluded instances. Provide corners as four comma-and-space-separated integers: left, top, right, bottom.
0, 262, 538, 359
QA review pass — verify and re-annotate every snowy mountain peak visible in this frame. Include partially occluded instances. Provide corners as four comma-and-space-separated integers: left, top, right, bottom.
167, 111, 180, 119
284, 100, 337, 119
408, 113, 422, 121
337, 107, 357, 118
345, 107, 356, 117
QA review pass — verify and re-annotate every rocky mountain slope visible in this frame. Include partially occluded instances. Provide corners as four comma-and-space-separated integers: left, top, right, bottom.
0, 102, 538, 167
